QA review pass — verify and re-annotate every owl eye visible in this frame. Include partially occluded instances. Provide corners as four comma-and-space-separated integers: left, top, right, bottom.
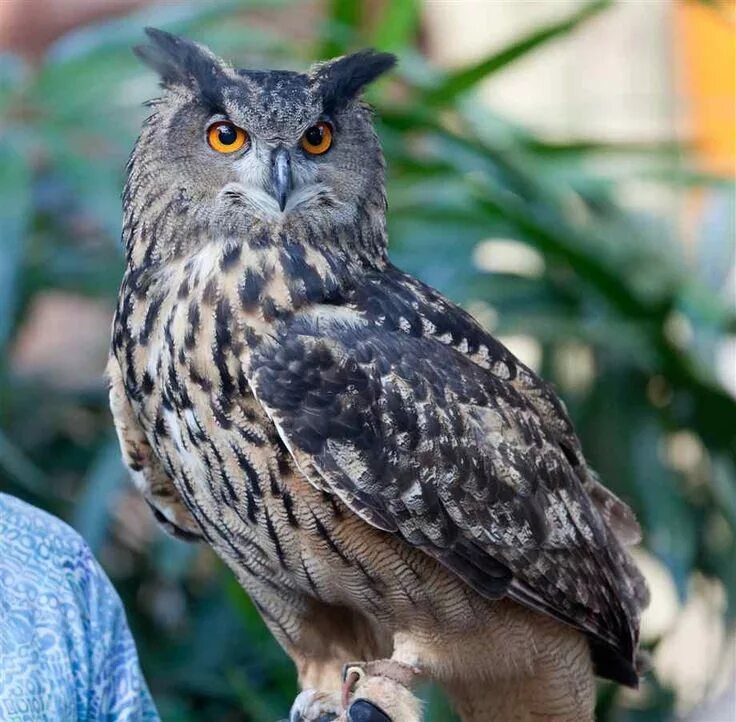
207, 121, 248, 154
301, 122, 333, 155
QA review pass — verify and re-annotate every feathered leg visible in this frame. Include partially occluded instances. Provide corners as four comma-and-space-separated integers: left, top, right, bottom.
391, 606, 596, 722
444, 670, 595, 722
441, 625, 596, 722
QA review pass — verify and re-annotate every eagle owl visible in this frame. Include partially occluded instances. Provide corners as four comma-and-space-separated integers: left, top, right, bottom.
109, 29, 649, 722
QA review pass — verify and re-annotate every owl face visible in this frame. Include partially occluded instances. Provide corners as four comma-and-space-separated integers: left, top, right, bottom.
133, 30, 395, 236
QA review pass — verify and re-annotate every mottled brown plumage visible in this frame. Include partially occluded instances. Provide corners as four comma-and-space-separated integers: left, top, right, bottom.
109, 29, 648, 722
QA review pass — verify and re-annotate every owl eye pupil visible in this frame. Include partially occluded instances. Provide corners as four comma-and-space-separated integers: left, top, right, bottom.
217, 124, 237, 145
305, 125, 323, 146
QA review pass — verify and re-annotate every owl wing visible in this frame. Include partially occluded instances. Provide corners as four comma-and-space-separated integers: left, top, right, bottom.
359, 266, 646, 551
248, 304, 644, 685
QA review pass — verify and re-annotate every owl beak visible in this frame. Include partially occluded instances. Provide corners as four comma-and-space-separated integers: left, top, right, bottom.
271, 147, 292, 212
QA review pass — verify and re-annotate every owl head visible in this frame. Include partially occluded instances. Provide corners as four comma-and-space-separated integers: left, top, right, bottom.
127, 28, 396, 265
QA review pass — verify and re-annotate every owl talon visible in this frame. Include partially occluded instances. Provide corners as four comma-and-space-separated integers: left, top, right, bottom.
289, 689, 341, 722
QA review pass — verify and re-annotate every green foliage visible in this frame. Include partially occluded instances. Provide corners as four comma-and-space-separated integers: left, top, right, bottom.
0, 1, 733, 720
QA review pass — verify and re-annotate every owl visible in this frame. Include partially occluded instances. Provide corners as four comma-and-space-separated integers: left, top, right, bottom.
109, 29, 649, 722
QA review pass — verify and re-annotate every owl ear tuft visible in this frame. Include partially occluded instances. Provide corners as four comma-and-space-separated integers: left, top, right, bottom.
134, 28, 229, 109
312, 49, 396, 113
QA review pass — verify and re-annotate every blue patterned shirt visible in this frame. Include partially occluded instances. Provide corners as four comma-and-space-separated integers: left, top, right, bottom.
0, 493, 160, 722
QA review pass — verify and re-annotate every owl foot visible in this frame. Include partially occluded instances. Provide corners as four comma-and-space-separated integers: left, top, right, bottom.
288, 661, 422, 722
340, 660, 423, 722
287, 689, 392, 722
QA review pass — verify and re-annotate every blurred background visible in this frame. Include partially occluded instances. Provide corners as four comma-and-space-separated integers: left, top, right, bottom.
0, 1, 734, 720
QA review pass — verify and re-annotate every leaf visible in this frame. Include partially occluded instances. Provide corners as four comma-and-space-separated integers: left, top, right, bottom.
421, 682, 461, 722
72, 438, 128, 553
577, 373, 696, 599
422, 0, 611, 106
371, 0, 420, 52
153, 534, 200, 582
0, 140, 30, 355
226, 667, 284, 722
0, 54, 27, 115
710, 456, 736, 532
319, 0, 363, 58
0, 428, 50, 496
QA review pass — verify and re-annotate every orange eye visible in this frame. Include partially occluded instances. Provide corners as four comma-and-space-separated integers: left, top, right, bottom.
301, 122, 333, 155
207, 122, 248, 153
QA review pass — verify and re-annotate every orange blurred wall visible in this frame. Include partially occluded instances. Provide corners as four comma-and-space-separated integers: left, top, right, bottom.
676, 1, 736, 177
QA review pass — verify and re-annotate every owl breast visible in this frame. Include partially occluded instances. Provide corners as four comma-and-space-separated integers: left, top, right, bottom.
112, 240, 492, 637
